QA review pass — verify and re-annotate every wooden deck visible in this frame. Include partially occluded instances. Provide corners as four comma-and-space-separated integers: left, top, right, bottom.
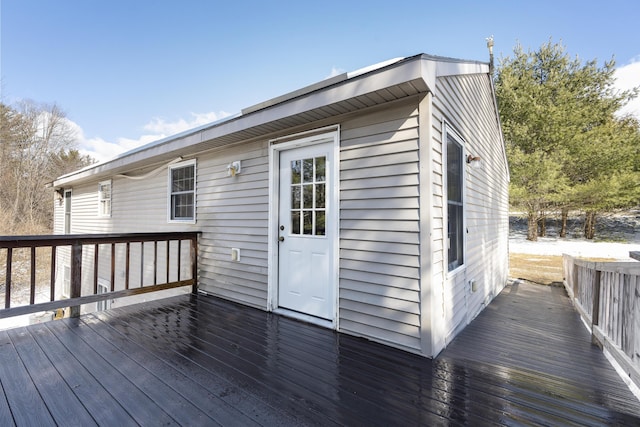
1, 281, 640, 426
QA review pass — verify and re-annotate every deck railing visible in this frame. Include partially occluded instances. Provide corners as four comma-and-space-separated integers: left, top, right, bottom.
0, 232, 199, 319
563, 254, 640, 388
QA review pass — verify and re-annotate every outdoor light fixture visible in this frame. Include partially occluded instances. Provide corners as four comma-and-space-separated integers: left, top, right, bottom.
227, 160, 241, 177
466, 154, 481, 163
466, 154, 483, 169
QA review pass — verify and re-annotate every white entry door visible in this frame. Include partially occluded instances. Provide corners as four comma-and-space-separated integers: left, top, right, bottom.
277, 139, 335, 320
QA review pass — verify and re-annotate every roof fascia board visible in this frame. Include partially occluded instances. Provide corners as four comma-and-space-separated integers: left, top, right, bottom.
436, 60, 489, 77
199, 58, 430, 143
55, 55, 462, 186
53, 132, 204, 187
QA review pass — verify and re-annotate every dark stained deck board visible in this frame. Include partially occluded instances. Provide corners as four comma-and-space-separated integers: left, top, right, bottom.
6, 328, 96, 427
93, 302, 327, 426
0, 281, 639, 426
51, 318, 220, 427
27, 322, 138, 426
442, 281, 640, 423
77, 314, 273, 427
43, 319, 180, 426
0, 330, 56, 426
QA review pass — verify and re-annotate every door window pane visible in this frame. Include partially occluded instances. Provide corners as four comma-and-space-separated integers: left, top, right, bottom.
303, 158, 314, 183
315, 157, 326, 182
288, 155, 327, 237
303, 211, 313, 235
291, 160, 301, 184
291, 186, 301, 209
303, 184, 313, 209
316, 211, 326, 236
291, 211, 300, 235
315, 183, 325, 208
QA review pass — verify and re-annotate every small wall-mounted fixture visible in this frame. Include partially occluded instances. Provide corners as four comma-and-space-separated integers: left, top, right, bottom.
55, 188, 64, 203
227, 160, 241, 177
231, 248, 241, 262
466, 154, 481, 163
466, 154, 482, 169
470, 279, 478, 293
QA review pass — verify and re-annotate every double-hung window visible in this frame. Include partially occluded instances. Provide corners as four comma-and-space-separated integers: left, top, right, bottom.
168, 160, 196, 222
446, 128, 464, 272
98, 180, 112, 217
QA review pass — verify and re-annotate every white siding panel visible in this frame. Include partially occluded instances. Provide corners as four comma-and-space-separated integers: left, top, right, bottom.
432, 73, 509, 349
341, 249, 419, 269
339, 318, 421, 350
196, 141, 270, 308
341, 279, 419, 302
340, 269, 420, 291
54, 141, 270, 311
339, 98, 422, 351
340, 238, 419, 257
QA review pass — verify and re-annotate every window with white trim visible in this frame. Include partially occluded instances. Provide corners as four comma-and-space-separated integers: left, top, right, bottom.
98, 180, 112, 217
168, 160, 196, 222
64, 189, 72, 234
446, 129, 464, 272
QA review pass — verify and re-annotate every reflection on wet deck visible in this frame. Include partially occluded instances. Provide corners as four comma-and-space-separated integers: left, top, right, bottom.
1, 281, 639, 426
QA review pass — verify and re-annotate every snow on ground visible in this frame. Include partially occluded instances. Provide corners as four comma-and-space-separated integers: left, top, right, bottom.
509, 212, 640, 260
510, 235, 639, 260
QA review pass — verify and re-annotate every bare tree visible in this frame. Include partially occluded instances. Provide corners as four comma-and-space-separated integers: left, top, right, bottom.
0, 101, 93, 233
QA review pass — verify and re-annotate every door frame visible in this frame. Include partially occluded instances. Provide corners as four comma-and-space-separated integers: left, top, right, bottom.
267, 125, 340, 329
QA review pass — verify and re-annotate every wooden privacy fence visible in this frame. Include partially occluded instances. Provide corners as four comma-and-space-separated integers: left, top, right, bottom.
563, 254, 640, 388
0, 232, 199, 319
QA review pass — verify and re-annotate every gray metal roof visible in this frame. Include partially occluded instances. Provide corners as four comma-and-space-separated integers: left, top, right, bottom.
54, 54, 488, 187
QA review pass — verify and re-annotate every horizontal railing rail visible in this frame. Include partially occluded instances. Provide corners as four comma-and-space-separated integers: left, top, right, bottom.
0, 232, 200, 319
563, 254, 640, 389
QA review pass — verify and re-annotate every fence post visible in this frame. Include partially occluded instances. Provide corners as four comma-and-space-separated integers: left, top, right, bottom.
191, 235, 198, 294
591, 269, 602, 348
70, 241, 83, 317
5, 248, 12, 309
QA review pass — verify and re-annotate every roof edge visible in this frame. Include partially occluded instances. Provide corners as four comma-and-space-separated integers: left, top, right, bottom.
56, 53, 489, 185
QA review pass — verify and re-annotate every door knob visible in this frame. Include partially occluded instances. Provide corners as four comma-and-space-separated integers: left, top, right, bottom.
278, 236, 285, 242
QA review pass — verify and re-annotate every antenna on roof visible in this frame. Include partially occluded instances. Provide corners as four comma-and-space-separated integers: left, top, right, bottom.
486, 35, 495, 75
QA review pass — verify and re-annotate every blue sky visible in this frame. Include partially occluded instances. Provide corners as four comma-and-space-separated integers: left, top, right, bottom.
2, 0, 639, 162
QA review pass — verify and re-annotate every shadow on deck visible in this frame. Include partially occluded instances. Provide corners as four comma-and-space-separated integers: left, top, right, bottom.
1, 281, 639, 426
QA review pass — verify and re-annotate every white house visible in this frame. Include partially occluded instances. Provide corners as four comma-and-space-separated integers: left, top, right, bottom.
52, 53, 509, 357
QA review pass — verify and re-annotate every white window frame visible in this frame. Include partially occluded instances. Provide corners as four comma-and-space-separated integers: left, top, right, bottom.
444, 124, 466, 274
167, 159, 196, 223
98, 180, 112, 217
63, 189, 72, 234
267, 125, 340, 329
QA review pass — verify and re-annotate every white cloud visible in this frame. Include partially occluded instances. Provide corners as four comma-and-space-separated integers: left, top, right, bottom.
73, 111, 232, 163
143, 111, 229, 135
614, 57, 640, 121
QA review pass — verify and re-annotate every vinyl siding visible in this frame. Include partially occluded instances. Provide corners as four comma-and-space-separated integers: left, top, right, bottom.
53, 138, 273, 313
53, 167, 198, 313
339, 98, 423, 352
196, 141, 270, 308
431, 73, 509, 347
